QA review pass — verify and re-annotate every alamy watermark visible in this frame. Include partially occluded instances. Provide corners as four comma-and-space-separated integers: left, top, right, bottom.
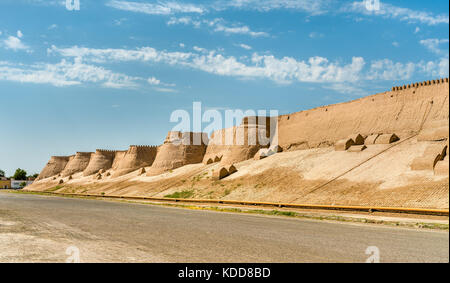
169, 102, 279, 147
66, 0, 80, 11
66, 246, 81, 263
365, 246, 380, 263
365, 0, 381, 11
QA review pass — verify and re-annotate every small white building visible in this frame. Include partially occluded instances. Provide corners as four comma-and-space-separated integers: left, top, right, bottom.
10, 180, 34, 189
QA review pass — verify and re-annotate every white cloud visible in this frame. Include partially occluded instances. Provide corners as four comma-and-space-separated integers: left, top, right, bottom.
214, 23, 268, 37
215, 0, 330, 15
309, 32, 324, 39
153, 87, 178, 93
367, 57, 449, 80
323, 83, 368, 96
147, 76, 161, 85
392, 41, 399, 47
105, 0, 448, 30
106, 0, 205, 15
414, 27, 420, 33
0, 59, 140, 88
48, 24, 58, 30
17, 30, 23, 38
148, 76, 176, 89
367, 59, 416, 80
238, 43, 252, 50
168, 16, 202, 27
106, 0, 330, 16
193, 46, 207, 53
168, 17, 269, 37
114, 18, 127, 26
47, 45, 194, 66
26, 0, 65, 7
48, 44, 449, 91
2, 35, 30, 51
343, 1, 449, 26
419, 38, 449, 56
416, 57, 449, 78
179, 43, 186, 48
107, 0, 330, 16
48, 45, 366, 84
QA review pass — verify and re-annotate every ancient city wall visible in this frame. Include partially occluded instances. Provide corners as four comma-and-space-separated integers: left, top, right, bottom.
83, 149, 117, 176
146, 132, 208, 176
277, 79, 449, 151
34, 78, 449, 182
203, 117, 275, 165
37, 156, 72, 180
61, 152, 94, 177
203, 128, 234, 164
112, 150, 127, 170
112, 145, 158, 177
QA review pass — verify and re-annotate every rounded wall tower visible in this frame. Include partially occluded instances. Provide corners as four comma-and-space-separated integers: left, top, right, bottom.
83, 150, 117, 176
36, 156, 72, 180
61, 152, 94, 177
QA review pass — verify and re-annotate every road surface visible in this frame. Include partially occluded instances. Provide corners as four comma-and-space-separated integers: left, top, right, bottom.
0, 192, 448, 263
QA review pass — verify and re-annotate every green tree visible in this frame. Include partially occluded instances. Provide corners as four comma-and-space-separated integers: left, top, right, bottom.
28, 173, 39, 179
0, 170, 5, 178
13, 168, 27, 180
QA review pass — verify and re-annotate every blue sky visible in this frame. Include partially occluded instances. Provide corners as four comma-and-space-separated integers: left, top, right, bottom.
0, 0, 449, 176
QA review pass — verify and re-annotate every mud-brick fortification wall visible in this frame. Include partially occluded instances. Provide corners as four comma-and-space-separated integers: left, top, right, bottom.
37, 156, 72, 180
83, 150, 117, 176
202, 127, 235, 164
111, 150, 127, 170
113, 145, 158, 177
277, 79, 449, 151
61, 152, 94, 177
147, 132, 208, 176
204, 116, 275, 165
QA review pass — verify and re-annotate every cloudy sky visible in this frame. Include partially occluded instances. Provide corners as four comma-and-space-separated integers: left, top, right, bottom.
0, 0, 448, 176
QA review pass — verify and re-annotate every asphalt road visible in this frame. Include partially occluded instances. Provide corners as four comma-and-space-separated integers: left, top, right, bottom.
0, 192, 448, 263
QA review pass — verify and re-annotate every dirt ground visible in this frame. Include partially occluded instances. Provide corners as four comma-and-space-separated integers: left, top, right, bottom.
1, 192, 448, 263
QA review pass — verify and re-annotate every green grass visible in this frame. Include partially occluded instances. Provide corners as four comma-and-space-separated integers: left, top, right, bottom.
45, 185, 63, 192
165, 190, 194, 199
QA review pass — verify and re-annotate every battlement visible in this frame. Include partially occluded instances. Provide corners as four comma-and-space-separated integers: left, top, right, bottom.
129, 145, 158, 149
391, 78, 449, 91
96, 149, 122, 153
